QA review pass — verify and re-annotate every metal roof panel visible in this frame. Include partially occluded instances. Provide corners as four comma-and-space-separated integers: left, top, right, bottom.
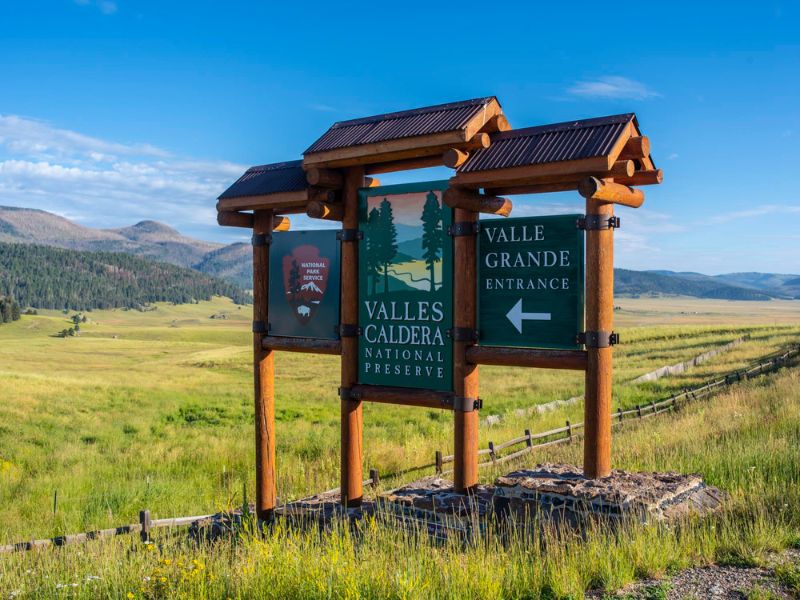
459, 114, 635, 173
218, 160, 307, 199
304, 97, 498, 154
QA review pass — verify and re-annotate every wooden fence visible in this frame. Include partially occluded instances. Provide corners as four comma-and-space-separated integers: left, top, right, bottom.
2, 343, 797, 555
389, 344, 800, 478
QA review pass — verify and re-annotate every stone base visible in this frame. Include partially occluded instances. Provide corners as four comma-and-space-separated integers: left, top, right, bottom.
189, 492, 374, 542
494, 463, 723, 525
275, 489, 374, 527
378, 476, 495, 540
189, 465, 723, 542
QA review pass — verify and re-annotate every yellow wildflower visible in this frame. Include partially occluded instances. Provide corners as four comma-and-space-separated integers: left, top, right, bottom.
127, 593, 135, 599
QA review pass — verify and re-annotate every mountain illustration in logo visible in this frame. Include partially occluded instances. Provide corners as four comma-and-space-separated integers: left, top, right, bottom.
282, 244, 331, 325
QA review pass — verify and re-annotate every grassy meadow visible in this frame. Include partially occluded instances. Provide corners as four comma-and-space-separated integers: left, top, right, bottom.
0, 295, 799, 598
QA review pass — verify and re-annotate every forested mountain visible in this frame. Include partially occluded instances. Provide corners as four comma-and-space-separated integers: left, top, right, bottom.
0, 243, 249, 310
0, 206, 223, 268
2, 206, 797, 301
615, 269, 776, 300
192, 243, 251, 288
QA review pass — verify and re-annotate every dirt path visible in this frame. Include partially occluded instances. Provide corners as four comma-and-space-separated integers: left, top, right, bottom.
591, 549, 799, 599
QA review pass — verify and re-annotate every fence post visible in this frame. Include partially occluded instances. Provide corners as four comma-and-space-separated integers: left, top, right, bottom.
566, 421, 572, 442
53, 490, 58, 517
524, 429, 533, 449
369, 468, 379, 489
636, 405, 642, 418
488, 441, 497, 465
435, 450, 443, 475
617, 408, 623, 423
139, 509, 151, 543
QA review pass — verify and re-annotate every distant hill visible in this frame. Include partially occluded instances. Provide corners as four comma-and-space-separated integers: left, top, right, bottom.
2, 206, 797, 301
0, 242, 249, 310
193, 243, 251, 288
0, 206, 223, 269
644, 270, 800, 300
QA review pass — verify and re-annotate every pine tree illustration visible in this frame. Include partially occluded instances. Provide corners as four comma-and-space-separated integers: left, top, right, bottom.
420, 191, 443, 291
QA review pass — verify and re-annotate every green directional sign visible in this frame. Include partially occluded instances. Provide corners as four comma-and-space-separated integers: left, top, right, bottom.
478, 215, 584, 349
358, 181, 454, 392
268, 230, 340, 339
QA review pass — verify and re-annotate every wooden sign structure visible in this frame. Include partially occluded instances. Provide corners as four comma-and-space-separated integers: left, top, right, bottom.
216, 99, 662, 519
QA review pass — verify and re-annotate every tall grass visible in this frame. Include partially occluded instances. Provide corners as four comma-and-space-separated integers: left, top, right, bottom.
1, 367, 799, 598
0, 298, 798, 544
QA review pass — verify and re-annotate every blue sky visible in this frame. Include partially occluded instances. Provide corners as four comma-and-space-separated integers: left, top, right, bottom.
1, 1, 798, 274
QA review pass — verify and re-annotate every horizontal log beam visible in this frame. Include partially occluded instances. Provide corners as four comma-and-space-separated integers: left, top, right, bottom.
578, 177, 645, 208
364, 155, 443, 175
262, 336, 341, 355
306, 200, 343, 221
217, 211, 291, 230
610, 160, 635, 178
485, 181, 579, 196
613, 169, 663, 187
466, 346, 588, 370
482, 113, 511, 133
308, 187, 337, 203
306, 168, 343, 188
444, 187, 512, 216
216, 190, 309, 212
618, 136, 650, 160
443, 148, 469, 169
217, 210, 252, 228
273, 216, 291, 231
451, 155, 611, 187
464, 132, 490, 151
350, 384, 453, 410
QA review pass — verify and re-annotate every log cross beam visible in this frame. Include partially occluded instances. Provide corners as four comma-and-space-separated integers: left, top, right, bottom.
579, 177, 645, 208
443, 187, 513, 217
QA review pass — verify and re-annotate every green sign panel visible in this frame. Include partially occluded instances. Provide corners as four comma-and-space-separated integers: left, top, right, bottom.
358, 181, 454, 392
268, 230, 340, 339
478, 215, 584, 349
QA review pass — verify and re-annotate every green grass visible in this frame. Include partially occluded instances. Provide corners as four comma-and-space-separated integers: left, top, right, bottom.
0, 297, 799, 598
0, 365, 799, 598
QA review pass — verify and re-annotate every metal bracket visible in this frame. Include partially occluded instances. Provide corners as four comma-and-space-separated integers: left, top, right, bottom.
337, 323, 361, 338
251, 233, 272, 247
576, 215, 621, 231
336, 229, 363, 242
576, 330, 619, 348
447, 327, 479, 342
448, 221, 480, 237
252, 320, 268, 334
447, 396, 483, 412
338, 387, 362, 401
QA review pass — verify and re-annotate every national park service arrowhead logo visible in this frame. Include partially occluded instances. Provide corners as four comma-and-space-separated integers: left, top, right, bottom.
282, 245, 331, 325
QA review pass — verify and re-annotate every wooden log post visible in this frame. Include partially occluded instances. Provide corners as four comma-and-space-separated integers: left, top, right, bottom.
453, 207, 479, 493
340, 167, 364, 507
252, 210, 277, 521
582, 197, 614, 479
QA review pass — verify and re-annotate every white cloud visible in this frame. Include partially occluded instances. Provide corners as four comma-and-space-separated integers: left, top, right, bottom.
708, 204, 800, 224
74, 0, 118, 14
567, 76, 660, 100
0, 114, 247, 239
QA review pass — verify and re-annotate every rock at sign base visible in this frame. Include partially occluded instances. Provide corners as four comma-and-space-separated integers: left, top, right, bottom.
493, 463, 724, 524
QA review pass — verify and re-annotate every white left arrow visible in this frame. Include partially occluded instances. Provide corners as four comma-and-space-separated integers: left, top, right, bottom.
506, 299, 551, 334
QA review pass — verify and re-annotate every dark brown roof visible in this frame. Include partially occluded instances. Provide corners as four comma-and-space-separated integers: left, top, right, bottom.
304, 97, 498, 154
218, 160, 307, 199
458, 113, 636, 173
